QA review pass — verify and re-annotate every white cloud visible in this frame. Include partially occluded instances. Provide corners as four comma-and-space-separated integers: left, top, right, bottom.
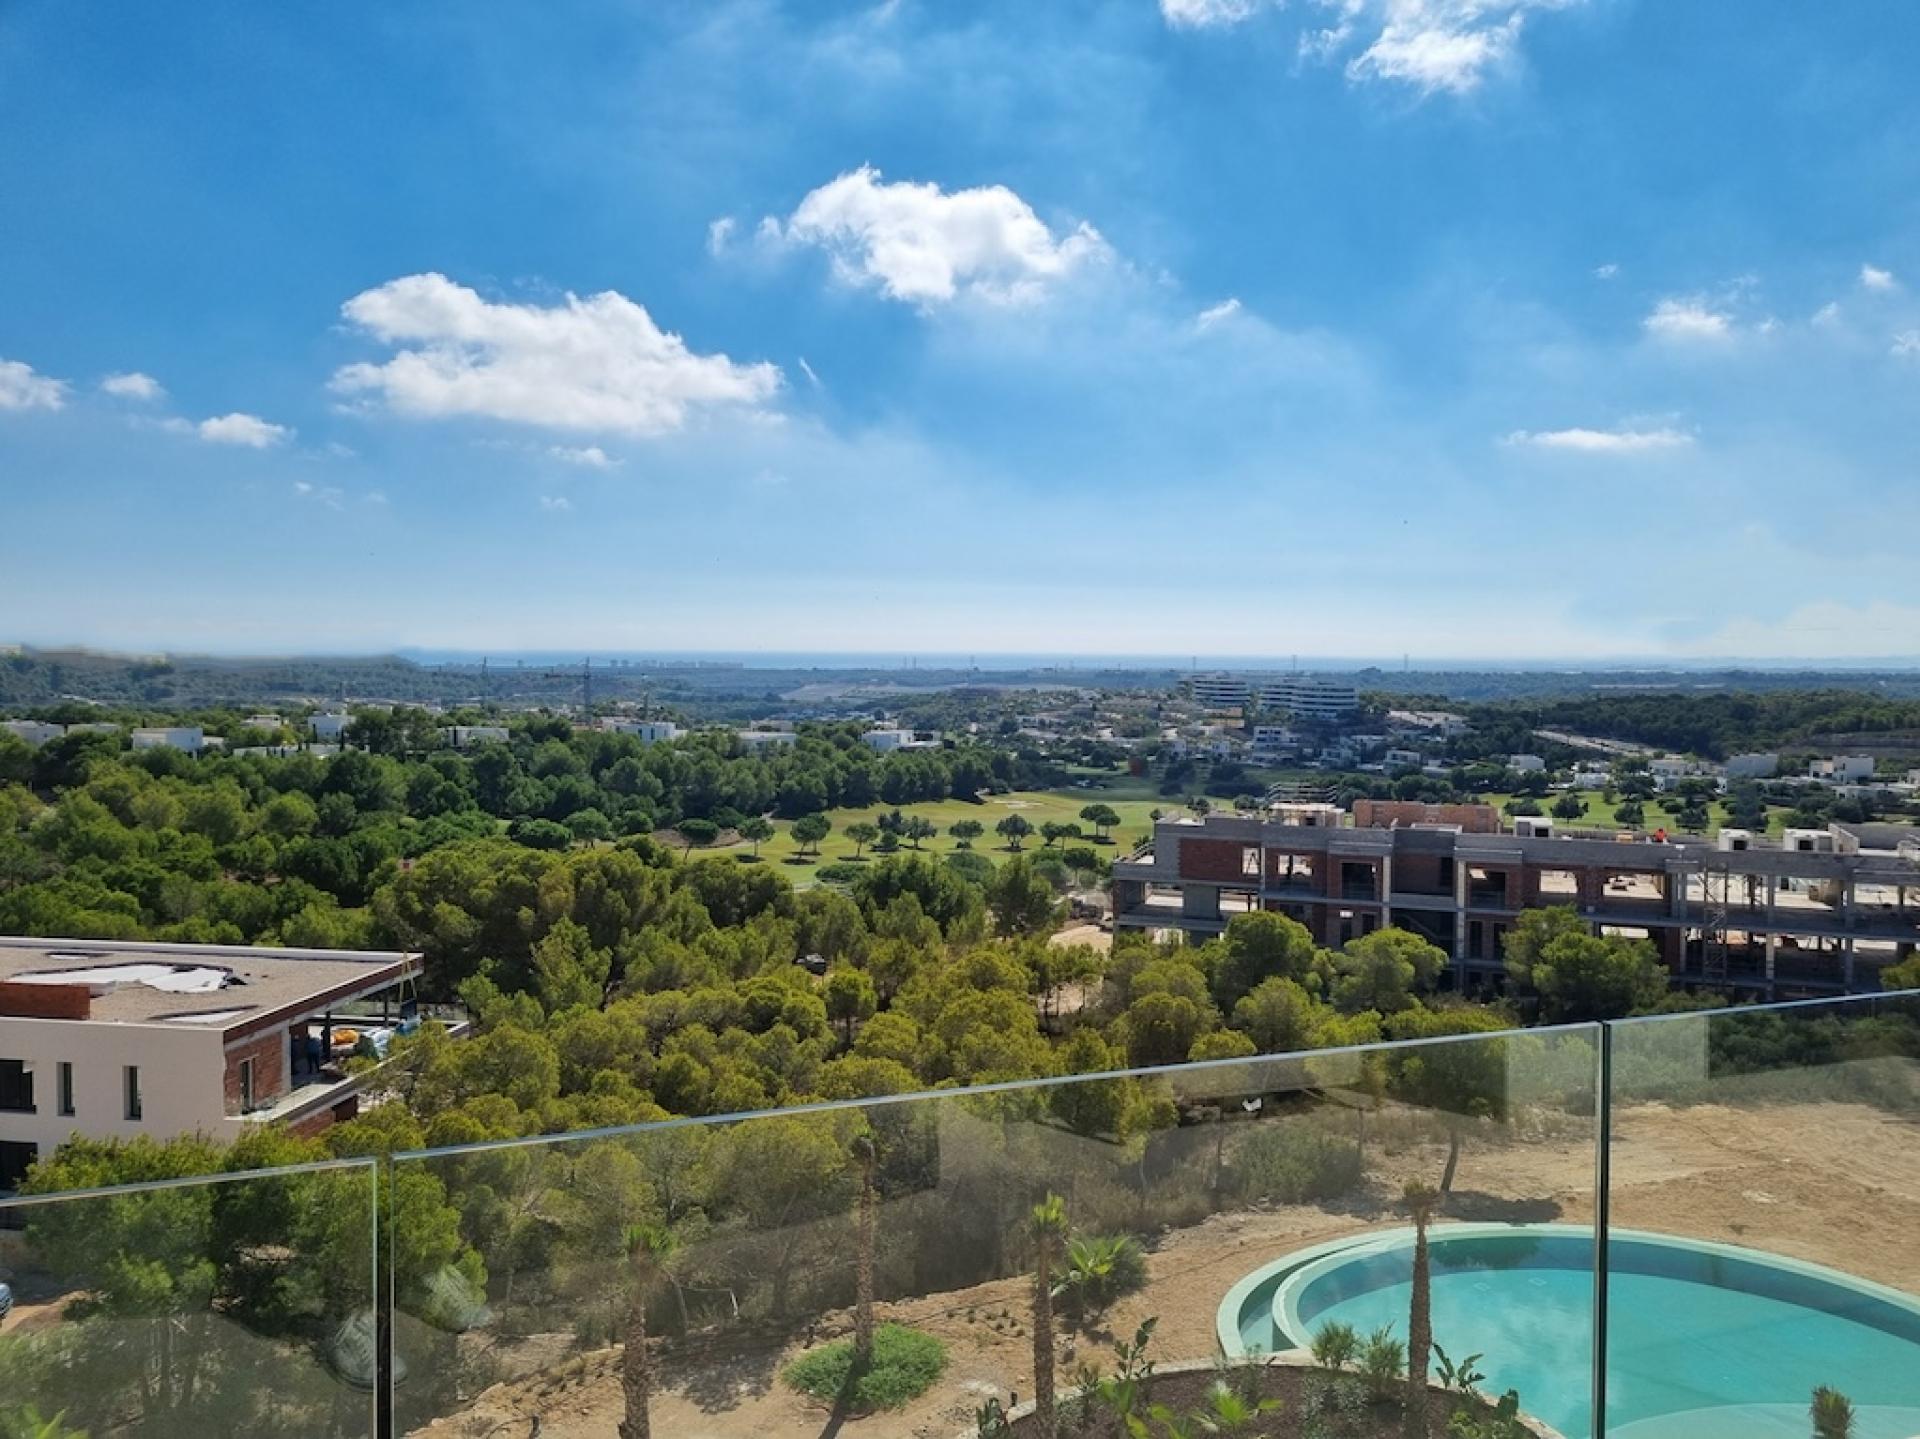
1161, 0, 1266, 26
1893, 331, 1920, 358
0, 358, 68, 412
1282, 0, 1586, 97
1196, 298, 1243, 330
798, 356, 823, 388
550, 444, 617, 469
773, 165, 1109, 306
706, 217, 737, 256
1860, 263, 1897, 292
1811, 301, 1842, 327
199, 412, 291, 447
1594, 262, 1619, 280
1504, 425, 1694, 453
332, 272, 782, 436
539, 495, 573, 512
364, 490, 389, 506
1643, 297, 1733, 343
292, 481, 344, 509
100, 371, 165, 402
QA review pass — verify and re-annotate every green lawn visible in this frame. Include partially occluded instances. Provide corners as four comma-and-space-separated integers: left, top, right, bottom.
1479, 790, 1792, 837
680, 786, 1171, 870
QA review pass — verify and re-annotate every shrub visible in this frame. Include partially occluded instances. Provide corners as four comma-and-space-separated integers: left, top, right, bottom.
1358, 1324, 1404, 1401
1053, 1234, 1148, 1324
1231, 1125, 1365, 1204
1310, 1319, 1359, 1370
816, 862, 863, 885
782, 1323, 948, 1411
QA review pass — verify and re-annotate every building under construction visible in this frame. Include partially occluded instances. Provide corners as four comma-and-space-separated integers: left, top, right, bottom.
1111, 801, 1920, 999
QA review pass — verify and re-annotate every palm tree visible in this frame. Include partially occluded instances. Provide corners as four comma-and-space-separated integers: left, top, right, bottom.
1811, 1386, 1855, 1439
851, 1132, 878, 1369
619, 1222, 678, 1439
1029, 1193, 1068, 1439
1403, 1182, 1439, 1439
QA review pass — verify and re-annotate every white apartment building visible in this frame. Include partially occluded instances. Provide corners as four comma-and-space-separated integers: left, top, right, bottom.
737, 730, 798, 750
1186, 674, 1251, 708
1811, 756, 1877, 783
604, 719, 681, 744
444, 725, 510, 748
1508, 754, 1546, 773
1254, 677, 1360, 720
130, 726, 205, 754
310, 712, 353, 741
861, 728, 936, 752
1, 720, 63, 747
0, 937, 418, 1190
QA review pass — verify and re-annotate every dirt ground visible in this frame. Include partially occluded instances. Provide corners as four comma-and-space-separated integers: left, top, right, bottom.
412, 1098, 1920, 1439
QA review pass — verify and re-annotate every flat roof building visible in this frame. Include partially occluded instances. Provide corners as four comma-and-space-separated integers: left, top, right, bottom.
0, 936, 420, 1191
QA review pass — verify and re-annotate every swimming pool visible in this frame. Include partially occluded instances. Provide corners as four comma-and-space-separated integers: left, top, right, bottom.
1218, 1224, 1920, 1439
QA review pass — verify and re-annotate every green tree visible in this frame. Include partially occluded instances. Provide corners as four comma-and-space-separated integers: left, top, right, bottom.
1551, 792, 1587, 821
1078, 803, 1121, 841
739, 815, 774, 857
1503, 907, 1667, 1021
619, 1223, 678, 1439
985, 855, 1059, 937
1811, 1386, 1856, 1439
851, 1133, 878, 1370
1331, 928, 1444, 1016
994, 814, 1033, 851
1029, 1193, 1067, 1439
948, 818, 984, 848
903, 815, 937, 850
791, 812, 831, 858
1210, 911, 1319, 1011
1404, 1181, 1439, 1438
845, 821, 880, 858
824, 967, 878, 1046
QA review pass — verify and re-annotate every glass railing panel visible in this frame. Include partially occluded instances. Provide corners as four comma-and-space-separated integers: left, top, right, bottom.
1607, 991, 1920, 1438
0, 1157, 379, 1437
392, 1026, 1599, 1438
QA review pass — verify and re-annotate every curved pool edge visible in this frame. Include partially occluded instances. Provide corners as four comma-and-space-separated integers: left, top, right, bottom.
1216, 1225, 1424, 1358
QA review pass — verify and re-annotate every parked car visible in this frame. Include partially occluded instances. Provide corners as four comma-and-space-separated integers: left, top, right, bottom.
0, 1280, 12, 1322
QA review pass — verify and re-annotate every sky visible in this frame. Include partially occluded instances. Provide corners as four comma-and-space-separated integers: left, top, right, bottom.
2, 0, 1919, 662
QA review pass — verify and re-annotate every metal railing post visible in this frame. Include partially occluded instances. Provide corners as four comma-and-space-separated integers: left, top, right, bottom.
1591, 1021, 1612, 1439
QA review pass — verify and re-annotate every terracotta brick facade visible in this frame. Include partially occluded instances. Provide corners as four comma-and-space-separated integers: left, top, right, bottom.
1178, 836, 1258, 883
223, 1029, 286, 1115
1353, 800, 1502, 834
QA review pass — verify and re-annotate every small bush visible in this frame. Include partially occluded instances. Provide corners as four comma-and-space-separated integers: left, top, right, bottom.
1054, 1234, 1148, 1324
1358, 1325, 1405, 1402
1310, 1319, 1359, 1370
782, 1323, 948, 1411
815, 862, 863, 885
1231, 1125, 1365, 1204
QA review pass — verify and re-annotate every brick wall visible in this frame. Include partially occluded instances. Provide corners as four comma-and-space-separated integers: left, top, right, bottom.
0, 983, 90, 1019
1354, 800, 1502, 834
223, 1029, 285, 1114
1179, 837, 1256, 883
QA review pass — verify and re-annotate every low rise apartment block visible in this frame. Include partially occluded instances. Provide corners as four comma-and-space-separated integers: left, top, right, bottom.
1113, 805, 1920, 1001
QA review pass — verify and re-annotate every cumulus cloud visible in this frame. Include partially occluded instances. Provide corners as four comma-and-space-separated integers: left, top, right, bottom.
0, 358, 68, 412
1196, 298, 1243, 330
1594, 262, 1619, 280
198, 412, 292, 447
100, 371, 165, 402
1643, 297, 1733, 343
1161, 0, 1266, 25
1860, 263, 1897, 292
1893, 331, 1920, 358
1504, 425, 1693, 453
1274, 0, 1586, 96
706, 217, 737, 256
550, 444, 617, 468
772, 166, 1109, 306
332, 272, 781, 436
539, 495, 573, 512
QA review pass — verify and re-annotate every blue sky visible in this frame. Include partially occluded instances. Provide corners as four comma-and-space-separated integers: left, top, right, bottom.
3, 0, 1918, 660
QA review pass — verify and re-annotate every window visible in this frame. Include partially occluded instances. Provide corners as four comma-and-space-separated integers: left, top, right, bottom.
57, 1061, 73, 1117
0, 1059, 32, 1115
1241, 846, 1260, 878
124, 1065, 142, 1122
239, 1057, 255, 1112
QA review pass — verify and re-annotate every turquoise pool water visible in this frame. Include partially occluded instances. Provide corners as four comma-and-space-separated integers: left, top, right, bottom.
1227, 1226, 1920, 1439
